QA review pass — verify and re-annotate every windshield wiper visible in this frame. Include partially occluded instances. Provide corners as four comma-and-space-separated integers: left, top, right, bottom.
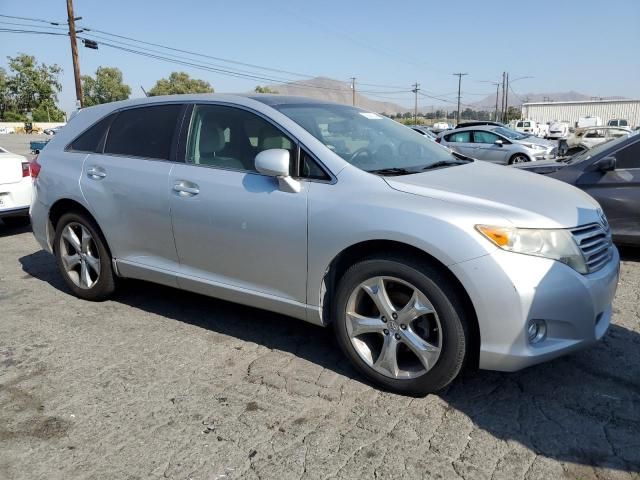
420, 160, 467, 171
367, 167, 416, 176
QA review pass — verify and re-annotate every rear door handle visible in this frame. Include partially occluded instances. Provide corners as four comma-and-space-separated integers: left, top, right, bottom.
87, 166, 107, 180
173, 181, 200, 197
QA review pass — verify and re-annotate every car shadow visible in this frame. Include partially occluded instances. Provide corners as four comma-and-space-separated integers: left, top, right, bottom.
18, 249, 640, 473
0, 222, 31, 238
618, 245, 640, 262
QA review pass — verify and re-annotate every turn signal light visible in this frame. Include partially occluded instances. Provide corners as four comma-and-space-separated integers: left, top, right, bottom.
475, 225, 511, 247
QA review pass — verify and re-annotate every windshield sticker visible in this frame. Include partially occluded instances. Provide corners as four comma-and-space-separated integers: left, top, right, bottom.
359, 112, 383, 120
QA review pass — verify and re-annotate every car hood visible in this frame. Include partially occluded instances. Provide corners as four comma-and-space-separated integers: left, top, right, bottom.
512, 159, 568, 174
384, 160, 601, 229
515, 136, 553, 147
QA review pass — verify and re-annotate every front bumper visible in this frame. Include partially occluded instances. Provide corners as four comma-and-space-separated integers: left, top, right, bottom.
451, 246, 619, 371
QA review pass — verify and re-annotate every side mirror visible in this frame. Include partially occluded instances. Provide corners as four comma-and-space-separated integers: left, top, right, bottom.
590, 156, 616, 172
494, 139, 504, 146
255, 149, 301, 193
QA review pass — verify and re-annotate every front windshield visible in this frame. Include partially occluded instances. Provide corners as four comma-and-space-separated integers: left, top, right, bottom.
275, 103, 466, 173
493, 126, 529, 140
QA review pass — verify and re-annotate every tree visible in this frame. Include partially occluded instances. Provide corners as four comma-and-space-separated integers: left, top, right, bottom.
254, 85, 278, 94
5, 53, 64, 121
505, 106, 522, 122
149, 72, 213, 96
82, 67, 131, 106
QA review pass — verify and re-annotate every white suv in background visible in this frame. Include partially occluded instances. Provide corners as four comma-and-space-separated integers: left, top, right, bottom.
0, 146, 32, 227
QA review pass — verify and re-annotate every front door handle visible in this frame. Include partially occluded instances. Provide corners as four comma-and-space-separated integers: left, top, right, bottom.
87, 166, 107, 180
173, 181, 200, 197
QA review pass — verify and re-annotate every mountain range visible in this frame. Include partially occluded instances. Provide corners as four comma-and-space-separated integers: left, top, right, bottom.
259, 77, 622, 114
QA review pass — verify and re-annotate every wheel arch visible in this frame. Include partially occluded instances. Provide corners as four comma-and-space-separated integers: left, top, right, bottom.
321, 239, 480, 368
48, 198, 113, 259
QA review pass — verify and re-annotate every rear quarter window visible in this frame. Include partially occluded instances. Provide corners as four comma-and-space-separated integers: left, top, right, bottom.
67, 115, 114, 153
104, 104, 182, 160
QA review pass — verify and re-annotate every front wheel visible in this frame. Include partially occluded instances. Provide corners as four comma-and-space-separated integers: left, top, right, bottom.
54, 212, 116, 301
508, 153, 530, 164
333, 256, 469, 395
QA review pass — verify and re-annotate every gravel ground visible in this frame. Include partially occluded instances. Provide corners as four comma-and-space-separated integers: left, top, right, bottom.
0, 222, 638, 480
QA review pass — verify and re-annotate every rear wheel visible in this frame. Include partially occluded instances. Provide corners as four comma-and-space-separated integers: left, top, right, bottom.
54, 212, 116, 301
333, 255, 469, 395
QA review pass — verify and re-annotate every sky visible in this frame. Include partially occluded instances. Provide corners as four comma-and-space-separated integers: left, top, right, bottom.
1, 0, 639, 114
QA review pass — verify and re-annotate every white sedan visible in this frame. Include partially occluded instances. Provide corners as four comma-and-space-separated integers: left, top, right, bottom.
0, 146, 32, 227
567, 126, 633, 149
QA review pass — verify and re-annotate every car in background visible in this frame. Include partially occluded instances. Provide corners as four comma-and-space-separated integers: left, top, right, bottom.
0, 146, 32, 227
29, 94, 618, 395
607, 119, 629, 128
0, 126, 16, 135
567, 126, 632, 149
547, 121, 570, 140
515, 134, 640, 246
437, 125, 556, 164
43, 126, 63, 135
455, 121, 505, 129
431, 121, 452, 132
409, 125, 438, 141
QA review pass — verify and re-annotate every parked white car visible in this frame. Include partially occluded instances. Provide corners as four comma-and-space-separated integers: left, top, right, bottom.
566, 126, 633, 149
547, 121, 570, 139
0, 126, 16, 135
0, 146, 32, 226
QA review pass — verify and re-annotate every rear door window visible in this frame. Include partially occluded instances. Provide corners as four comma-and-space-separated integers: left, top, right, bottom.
445, 131, 471, 143
473, 131, 500, 144
104, 104, 182, 160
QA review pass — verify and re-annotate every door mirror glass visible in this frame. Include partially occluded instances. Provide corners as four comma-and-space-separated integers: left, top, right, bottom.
255, 149, 301, 193
590, 156, 616, 172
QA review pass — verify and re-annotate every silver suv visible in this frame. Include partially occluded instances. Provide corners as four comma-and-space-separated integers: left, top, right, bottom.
438, 125, 556, 164
30, 95, 619, 395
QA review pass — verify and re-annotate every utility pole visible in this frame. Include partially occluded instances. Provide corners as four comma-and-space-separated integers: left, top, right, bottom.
412, 82, 420, 123
500, 72, 506, 123
452, 73, 467, 125
66, 0, 83, 108
350, 77, 356, 106
494, 83, 500, 121
504, 72, 509, 123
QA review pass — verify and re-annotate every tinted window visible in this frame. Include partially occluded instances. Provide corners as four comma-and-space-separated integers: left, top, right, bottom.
104, 104, 182, 160
445, 131, 471, 143
68, 114, 113, 152
300, 150, 330, 180
615, 140, 640, 169
473, 131, 500, 144
186, 104, 295, 173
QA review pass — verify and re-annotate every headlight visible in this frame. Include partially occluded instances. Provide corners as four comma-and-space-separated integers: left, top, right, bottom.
523, 143, 545, 150
476, 225, 587, 273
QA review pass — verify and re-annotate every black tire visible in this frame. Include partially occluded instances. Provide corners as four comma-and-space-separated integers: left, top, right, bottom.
508, 153, 530, 165
53, 211, 116, 301
333, 255, 469, 396
2, 216, 30, 228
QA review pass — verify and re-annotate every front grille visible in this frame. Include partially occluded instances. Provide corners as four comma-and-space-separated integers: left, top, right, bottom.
571, 223, 613, 273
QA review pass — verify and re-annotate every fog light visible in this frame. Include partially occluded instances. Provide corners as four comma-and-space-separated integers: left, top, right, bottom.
527, 319, 547, 344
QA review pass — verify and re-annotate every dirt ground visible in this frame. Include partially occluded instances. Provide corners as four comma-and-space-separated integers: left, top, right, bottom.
0, 222, 639, 480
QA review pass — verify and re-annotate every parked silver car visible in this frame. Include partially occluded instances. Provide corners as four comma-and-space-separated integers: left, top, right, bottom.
438, 125, 557, 164
30, 95, 619, 395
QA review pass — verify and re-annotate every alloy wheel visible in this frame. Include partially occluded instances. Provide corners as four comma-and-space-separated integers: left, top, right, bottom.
345, 276, 442, 379
59, 222, 101, 289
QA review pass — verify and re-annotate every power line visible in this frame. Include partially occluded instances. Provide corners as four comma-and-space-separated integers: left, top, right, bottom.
0, 13, 65, 25
0, 28, 67, 36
